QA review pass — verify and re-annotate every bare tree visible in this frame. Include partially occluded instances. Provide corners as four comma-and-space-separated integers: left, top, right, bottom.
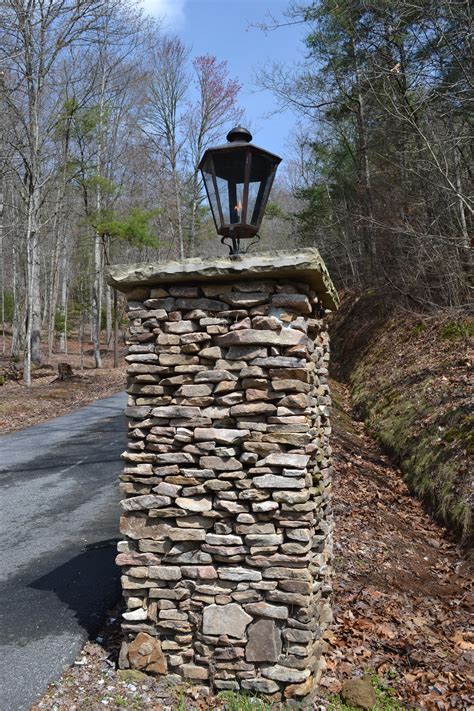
0, 0, 112, 383
184, 55, 242, 255
144, 35, 189, 259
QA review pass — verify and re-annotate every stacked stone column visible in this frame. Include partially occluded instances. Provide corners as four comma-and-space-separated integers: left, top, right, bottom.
113, 252, 335, 703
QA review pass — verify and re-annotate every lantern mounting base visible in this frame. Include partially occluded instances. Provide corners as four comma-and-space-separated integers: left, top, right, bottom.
221, 234, 260, 258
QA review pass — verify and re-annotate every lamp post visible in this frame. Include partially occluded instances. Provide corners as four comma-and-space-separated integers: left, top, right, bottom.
198, 126, 282, 256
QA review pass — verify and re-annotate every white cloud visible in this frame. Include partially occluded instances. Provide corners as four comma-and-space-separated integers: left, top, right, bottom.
140, 0, 187, 28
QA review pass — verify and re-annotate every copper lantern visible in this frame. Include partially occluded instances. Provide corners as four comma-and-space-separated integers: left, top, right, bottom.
198, 126, 282, 256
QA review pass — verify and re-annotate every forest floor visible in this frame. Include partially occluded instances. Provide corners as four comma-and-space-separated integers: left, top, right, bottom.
0, 335, 126, 434
30, 378, 473, 711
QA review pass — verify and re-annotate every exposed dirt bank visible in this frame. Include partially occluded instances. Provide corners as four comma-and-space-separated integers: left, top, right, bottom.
330, 293, 473, 542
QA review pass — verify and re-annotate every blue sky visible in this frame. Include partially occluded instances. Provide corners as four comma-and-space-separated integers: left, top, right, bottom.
141, 0, 307, 163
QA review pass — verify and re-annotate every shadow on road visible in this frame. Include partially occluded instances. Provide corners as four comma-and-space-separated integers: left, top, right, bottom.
29, 540, 121, 638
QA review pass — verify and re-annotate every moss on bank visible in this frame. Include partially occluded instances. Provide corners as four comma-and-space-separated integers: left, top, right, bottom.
331, 296, 473, 543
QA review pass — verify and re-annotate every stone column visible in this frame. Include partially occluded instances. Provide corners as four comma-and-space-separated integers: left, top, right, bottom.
108, 249, 338, 703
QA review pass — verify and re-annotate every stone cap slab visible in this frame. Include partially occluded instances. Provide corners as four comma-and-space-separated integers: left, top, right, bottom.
107, 248, 339, 311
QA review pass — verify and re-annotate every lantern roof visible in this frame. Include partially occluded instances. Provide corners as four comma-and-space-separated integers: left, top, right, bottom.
198, 126, 282, 172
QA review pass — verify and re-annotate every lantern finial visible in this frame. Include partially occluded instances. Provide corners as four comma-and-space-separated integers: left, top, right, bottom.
226, 126, 252, 143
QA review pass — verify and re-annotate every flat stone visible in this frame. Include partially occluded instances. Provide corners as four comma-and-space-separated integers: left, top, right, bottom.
217, 567, 262, 582
116, 552, 160, 566
181, 565, 218, 580
241, 678, 280, 694
163, 321, 197, 334
272, 293, 311, 313
181, 664, 209, 680
261, 664, 310, 683
245, 533, 283, 546
120, 514, 169, 541
154, 452, 196, 464
122, 607, 148, 621
201, 284, 233, 297
176, 496, 212, 513
177, 384, 212, 397
279, 393, 309, 409
230, 402, 276, 416
120, 495, 171, 511
261, 452, 310, 468
267, 590, 310, 607
253, 475, 305, 489
167, 528, 206, 541
215, 393, 245, 406
244, 602, 288, 619
180, 332, 211, 345
201, 406, 230, 419
175, 515, 215, 528
272, 379, 310, 392
199, 346, 222, 360
125, 354, 159, 363
252, 501, 279, 513
272, 491, 310, 505
235, 522, 275, 534
108, 249, 339, 311
200, 456, 242, 471
221, 292, 270, 307
145, 297, 175, 309
214, 380, 236, 394
194, 428, 249, 443
124, 406, 151, 419
262, 567, 312, 581
168, 285, 198, 297
217, 329, 308, 347
263, 432, 311, 446
153, 482, 181, 497
202, 603, 252, 638
176, 297, 227, 311
151, 406, 200, 419
148, 566, 182, 580
227, 345, 267, 360
195, 370, 237, 383
251, 357, 305, 368
205, 533, 242, 546
246, 619, 281, 662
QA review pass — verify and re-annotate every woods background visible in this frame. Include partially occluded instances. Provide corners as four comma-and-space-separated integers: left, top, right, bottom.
0, 0, 472, 384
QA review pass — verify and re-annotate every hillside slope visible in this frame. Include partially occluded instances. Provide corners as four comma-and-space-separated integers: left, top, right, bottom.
330, 294, 473, 542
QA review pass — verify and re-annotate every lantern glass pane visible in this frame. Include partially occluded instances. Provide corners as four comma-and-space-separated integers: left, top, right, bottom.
228, 181, 245, 224
202, 166, 220, 229
247, 152, 278, 227
215, 177, 230, 223
250, 166, 276, 226
213, 150, 247, 225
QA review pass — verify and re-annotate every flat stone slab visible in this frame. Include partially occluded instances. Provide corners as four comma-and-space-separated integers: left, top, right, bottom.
107, 249, 339, 311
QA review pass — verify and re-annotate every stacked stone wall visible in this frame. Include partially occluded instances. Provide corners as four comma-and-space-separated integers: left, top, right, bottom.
117, 275, 333, 702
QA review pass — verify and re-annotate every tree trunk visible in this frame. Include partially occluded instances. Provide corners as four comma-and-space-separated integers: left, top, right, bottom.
113, 287, 118, 369
91, 232, 102, 368
24, 183, 42, 384
173, 168, 184, 259
0, 176, 4, 355
105, 281, 112, 346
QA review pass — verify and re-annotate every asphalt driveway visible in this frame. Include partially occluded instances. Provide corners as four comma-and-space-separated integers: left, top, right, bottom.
0, 392, 128, 711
